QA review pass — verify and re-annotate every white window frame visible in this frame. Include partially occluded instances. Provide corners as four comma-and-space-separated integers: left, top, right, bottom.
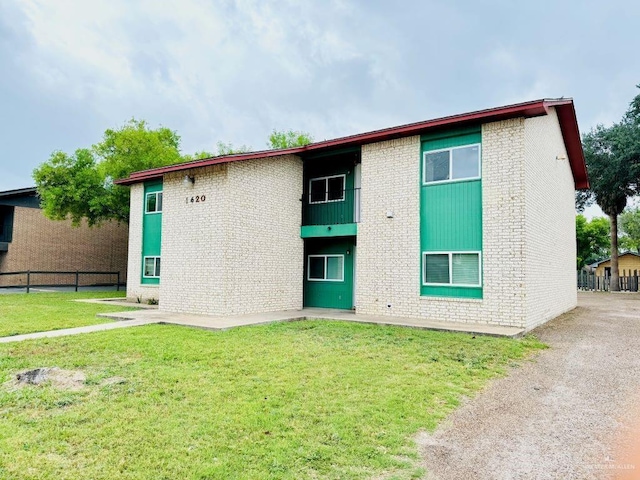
307, 254, 345, 282
143, 256, 161, 278
308, 174, 346, 204
145, 191, 163, 214
422, 143, 481, 185
422, 251, 482, 287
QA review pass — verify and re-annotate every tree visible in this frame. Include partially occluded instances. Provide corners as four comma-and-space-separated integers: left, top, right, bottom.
576, 214, 610, 268
268, 129, 313, 149
34, 119, 183, 225
620, 207, 640, 253
578, 87, 640, 290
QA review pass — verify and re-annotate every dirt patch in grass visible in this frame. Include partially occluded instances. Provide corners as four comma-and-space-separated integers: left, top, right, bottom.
11, 367, 86, 391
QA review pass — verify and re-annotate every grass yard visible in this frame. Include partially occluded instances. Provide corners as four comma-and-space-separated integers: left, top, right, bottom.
0, 291, 131, 337
0, 319, 545, 480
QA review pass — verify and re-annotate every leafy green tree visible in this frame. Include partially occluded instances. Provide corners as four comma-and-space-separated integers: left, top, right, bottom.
578, 87, 640, 289
576, 214, 610, 268
268, 130, 313, 149
34, 119, 183, 225
214, 141, 252, 156
620, 207, 640, 253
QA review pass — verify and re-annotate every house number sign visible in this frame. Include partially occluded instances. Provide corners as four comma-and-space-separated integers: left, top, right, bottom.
185, 195, 206, 204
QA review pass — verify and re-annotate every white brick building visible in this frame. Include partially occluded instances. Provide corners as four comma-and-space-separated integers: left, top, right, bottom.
117, 99, 588, 332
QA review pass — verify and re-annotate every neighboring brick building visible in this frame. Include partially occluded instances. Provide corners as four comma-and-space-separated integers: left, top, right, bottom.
0, 187, 128, 287
116, 98, 588, 332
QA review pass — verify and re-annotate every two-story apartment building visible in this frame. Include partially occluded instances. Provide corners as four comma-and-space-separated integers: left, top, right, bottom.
116, 98, 588, 332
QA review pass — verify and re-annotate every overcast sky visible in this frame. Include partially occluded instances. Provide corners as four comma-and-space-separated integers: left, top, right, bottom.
1, 0, 639, 218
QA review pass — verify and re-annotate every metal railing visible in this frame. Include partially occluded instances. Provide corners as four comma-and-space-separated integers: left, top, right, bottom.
302, 188, 361, 226
0, 270, 123, 293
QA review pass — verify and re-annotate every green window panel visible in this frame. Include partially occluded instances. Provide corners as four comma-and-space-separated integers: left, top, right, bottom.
142, 181, 163, 285
420, 127, 483, 298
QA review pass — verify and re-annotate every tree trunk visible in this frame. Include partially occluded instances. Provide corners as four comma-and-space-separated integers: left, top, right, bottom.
610, 213, 620, 292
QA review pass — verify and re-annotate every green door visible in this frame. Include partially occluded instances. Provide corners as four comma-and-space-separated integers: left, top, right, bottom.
304, 237, 355, 309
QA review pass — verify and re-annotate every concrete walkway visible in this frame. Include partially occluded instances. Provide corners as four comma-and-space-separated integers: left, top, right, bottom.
0, 318, 157, 343
0, 300, 524, 343
96, 305, 524, 337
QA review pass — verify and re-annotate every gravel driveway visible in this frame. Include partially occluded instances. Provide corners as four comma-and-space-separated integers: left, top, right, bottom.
419, 292, 640, 480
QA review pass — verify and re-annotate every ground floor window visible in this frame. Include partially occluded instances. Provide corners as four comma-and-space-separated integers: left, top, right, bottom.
307, 254, 344, 281
423, 252, 481, 287
143, 256, 161, 278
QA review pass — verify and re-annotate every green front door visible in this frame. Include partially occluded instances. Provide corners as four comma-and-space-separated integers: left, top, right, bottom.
304, 237, 355, 309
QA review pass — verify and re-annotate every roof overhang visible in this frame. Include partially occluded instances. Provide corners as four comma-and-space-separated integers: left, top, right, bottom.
0, 187, 37, 198
115, 98, 588, 189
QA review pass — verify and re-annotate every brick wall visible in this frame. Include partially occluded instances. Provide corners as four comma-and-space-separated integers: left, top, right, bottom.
356, 118, 551, 329
523, 107, 577, 329
0, 206, 128, 287
158, 155, 304, 315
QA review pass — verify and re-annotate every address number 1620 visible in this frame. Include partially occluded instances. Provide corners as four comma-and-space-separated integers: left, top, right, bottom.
186, 195, 206, 203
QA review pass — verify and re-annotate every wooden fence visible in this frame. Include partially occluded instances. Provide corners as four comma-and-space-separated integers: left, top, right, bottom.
577, 271, 639, 292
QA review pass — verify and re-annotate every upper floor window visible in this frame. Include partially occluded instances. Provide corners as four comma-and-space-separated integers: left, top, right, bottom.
145, 191, 163, 213
423, 144, 481, 184
309, 175, 345, 204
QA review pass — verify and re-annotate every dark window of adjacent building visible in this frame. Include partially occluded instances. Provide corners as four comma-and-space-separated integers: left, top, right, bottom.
0, 206, 14, 243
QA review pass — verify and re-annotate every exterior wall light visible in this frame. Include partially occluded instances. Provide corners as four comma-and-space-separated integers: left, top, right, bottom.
183, 175, 195, 186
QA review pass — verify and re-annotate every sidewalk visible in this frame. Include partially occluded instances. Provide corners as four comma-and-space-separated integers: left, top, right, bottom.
0, 301, 525, 344
97, 304, 524, 337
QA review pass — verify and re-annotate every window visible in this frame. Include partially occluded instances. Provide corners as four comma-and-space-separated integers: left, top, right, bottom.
423, 252, 480, 287
145, 192, 163, 213
307, 255, 344, 281
423, 144, 481, 184
309, 175, 345, 204
143, 256, 161, 278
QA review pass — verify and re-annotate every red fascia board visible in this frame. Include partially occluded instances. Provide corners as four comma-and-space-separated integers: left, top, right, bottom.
553, 102, 589, 189
115, 98, 587, 187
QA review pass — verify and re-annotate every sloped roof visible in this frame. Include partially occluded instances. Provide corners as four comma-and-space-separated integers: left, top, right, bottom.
590, 252, 640, 267
115, 98, 588, 189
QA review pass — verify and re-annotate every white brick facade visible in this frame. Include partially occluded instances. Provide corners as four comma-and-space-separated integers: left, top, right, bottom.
125, 107, 578, 331
523, 108, 577, 329
356, 112, 575, 330
159, 155, 304, 315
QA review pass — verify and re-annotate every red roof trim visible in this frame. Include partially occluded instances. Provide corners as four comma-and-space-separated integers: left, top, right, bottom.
553, 102, 589, 189
115, 98, 588, 188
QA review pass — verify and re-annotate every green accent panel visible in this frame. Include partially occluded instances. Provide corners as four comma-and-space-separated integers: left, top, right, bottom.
142, 181, 162, 285
303, 186, 357, 225
422, 285, 483, 298
420, 128, 483, 298
420, 125, 481, 145
300, 223, 357, 238
420, 181, 482, 251
303, 152, 358, 226
304, 238, 355, 309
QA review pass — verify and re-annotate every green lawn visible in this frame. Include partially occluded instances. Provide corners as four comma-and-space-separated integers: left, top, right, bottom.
0, 320, 545, 480
0, 291, 131, 337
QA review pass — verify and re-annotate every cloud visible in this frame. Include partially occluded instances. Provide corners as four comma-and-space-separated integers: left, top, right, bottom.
1, 0, 640, 191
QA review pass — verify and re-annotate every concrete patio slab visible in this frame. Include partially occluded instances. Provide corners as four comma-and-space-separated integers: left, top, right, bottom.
0, 300, 524, 344
97, 305, 524, 337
